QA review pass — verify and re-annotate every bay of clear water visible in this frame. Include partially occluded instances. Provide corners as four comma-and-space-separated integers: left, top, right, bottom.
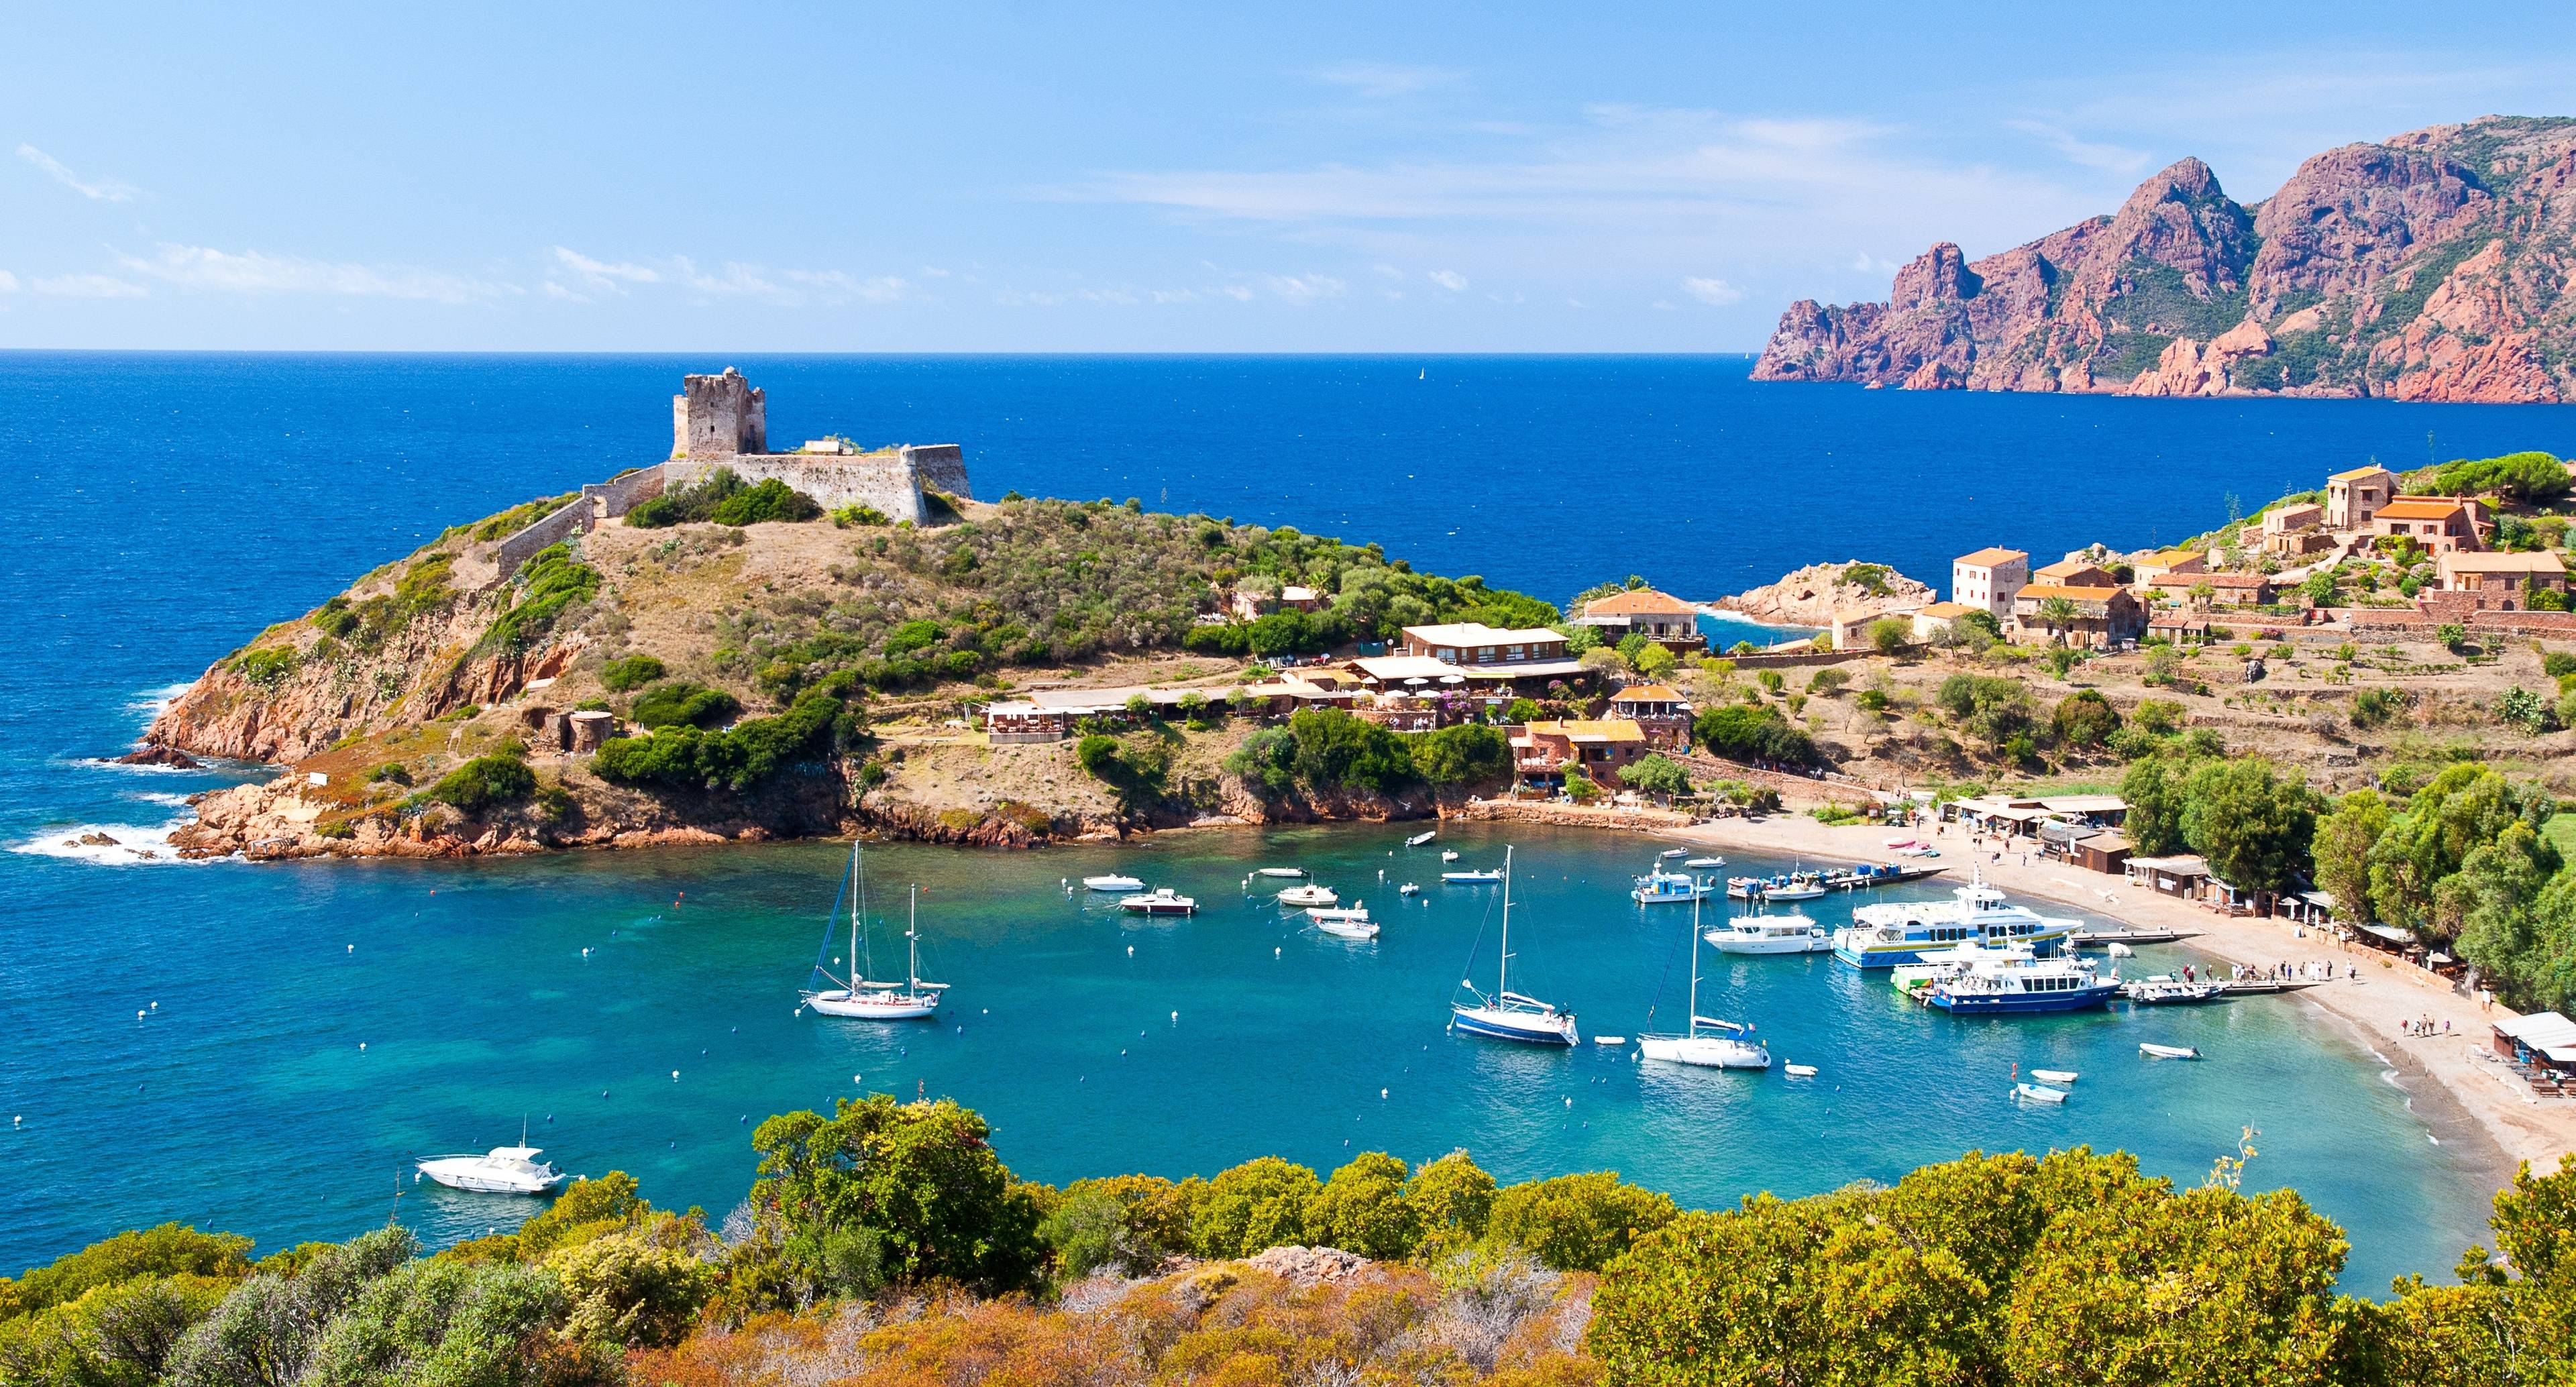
4, 352, 2561, 1285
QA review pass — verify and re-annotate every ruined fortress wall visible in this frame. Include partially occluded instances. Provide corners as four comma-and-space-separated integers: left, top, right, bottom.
490, 498, 593, 577
582, 466, 665, 519
902, 445, 972, 500
664, 454, 941, 523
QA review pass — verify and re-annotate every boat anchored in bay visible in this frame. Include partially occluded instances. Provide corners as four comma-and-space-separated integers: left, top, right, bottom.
1638, 883, 1770, 1070
1450, 846, 1577, 1046
802, 843, 949, 1021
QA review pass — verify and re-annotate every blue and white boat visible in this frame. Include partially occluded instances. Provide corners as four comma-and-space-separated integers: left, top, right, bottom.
1830, 873, 2078, 968
1631, 870, 1718, 904
1921, 954, 2118, 1015
1450, 846, 1578, 1046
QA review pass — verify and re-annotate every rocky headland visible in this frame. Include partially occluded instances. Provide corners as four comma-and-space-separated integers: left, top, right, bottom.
1752, 114, 2576, 402
1713, 561, 1932, 627
143, 490, 1551, 861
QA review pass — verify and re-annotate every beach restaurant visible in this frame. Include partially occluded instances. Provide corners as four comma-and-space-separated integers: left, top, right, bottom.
2493, 1011, 2576, 1075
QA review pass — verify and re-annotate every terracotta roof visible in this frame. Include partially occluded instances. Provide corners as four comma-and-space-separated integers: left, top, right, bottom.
1954, 547, 2027, 567
1609, 683, 1684, 703
2373, 498, 2469, 521
1918, 602, 1980, 618
2142, 548, 2205, 567
2440, 551, 2567, 573
1525, 718, 1646, 743
2330, 465, 2395, 482
1581, 588, 1695, 616
2015, 584, 2131, 603
2033, 561, 2118, 586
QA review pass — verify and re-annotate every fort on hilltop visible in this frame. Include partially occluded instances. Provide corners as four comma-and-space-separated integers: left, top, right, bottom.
664, 366, 971, 522
462, 369, 973, 588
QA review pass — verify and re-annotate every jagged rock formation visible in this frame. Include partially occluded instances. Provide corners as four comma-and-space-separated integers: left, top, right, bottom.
1752, 115, 2576, 402
1715, 562, 1933, 628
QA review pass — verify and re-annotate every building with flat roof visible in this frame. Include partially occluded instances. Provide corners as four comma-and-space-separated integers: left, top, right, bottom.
1511, 718, 1648, 789
1951, 547, 2029, 624
2326, 465, 2396, 531
2436, 549, 2569, 610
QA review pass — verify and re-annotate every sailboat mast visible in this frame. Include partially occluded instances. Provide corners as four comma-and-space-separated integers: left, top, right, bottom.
1498, 844, 1512, 1000
849, 841, 862, 986
908, 886, 920, 991
1688, 881, 1701, 1037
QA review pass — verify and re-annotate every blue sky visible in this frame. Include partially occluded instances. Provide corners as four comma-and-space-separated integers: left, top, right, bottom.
5, 3, 2570, 351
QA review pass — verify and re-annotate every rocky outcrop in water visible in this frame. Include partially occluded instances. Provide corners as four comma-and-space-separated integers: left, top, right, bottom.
1752, 115, 2576, 402
1716, 561, 1933, 627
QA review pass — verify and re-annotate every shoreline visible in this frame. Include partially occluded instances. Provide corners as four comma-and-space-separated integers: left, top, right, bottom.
1653, 811, 2573, 1190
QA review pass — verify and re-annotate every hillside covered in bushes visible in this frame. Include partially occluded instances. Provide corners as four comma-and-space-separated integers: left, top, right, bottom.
7, 1095, 2572, 1386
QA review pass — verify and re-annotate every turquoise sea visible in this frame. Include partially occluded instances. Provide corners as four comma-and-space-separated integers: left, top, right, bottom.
5, 353, 2567, 1286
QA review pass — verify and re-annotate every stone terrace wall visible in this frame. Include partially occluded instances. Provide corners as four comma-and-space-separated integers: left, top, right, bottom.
904, 445, 971, 499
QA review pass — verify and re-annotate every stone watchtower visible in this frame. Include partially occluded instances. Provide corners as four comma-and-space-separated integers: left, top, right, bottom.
672, 367, 766, 457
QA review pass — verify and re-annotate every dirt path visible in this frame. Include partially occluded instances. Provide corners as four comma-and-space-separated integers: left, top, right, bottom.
1655, 812, 2576, 1183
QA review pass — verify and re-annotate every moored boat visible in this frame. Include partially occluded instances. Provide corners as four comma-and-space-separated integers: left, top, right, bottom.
1922, 953, 2117, 1015
2031, 1068, 2079, 1083
417, 1137, 569, 1195
2012, 1081, 2070, 1103
1783, 1062, 1819, 1077
1636, 887, 1768, 1070
1450, 846, 1578, 1046
1406, 830, 1438, 847
1081, 874, 1144, 893
1443, 869, 1503, 884
1631, 870, 1718, 904
1275, 883, 1339, 907
2139, 1042, 2202, 1060
1252, 866, 1307, 879
1309, 904, 1379, 939
1831, 871, 2078, 968
2122, 975, 2223, 1005
803, 846, 949, 1020
1705, 912, 1830, 955
1119, 887, 1198, 916
1684, 856, 1726, 869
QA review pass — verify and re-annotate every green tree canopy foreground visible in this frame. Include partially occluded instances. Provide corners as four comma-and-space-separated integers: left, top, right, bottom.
1589, 1147, 2576, 1387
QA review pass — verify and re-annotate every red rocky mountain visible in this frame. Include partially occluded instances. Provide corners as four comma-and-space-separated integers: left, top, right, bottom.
1751, 115, 2576, 402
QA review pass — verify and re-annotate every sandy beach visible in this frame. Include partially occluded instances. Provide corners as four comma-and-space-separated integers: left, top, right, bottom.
1634, 810, 2576, 1193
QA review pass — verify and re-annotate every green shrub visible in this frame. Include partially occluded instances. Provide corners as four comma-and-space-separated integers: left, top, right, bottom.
830, 504, 892, 528
710, 478, 823, 526
367, 762, 412, 787
1806, 667, 1850, 695
311, 596, 360, 639
430, 755, 535, 812
1191, 1157, 1322, 1259
631, 468, 815, 528
1695, 704, 1818, 767
2051, 689, 2122, 748
1410, 724, 1511, 789
593, 676, 860, 792
480, 543, 600, 653
602, 654, 667, 692
233, 647, 297, 689
1485, 1171, 1676, 1273
2545, 651, 2576, 680
631, 680, 741, 730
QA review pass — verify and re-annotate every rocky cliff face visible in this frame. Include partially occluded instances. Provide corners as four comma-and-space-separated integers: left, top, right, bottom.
1752, 115, 2576, 402
1716, 562, 1933, 628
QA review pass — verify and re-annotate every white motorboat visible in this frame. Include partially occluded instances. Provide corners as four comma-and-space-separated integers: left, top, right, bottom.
1443, 869, 1503, 884
1922, 953, 2117, 1015
2031, 1068, 2079, 1083
1657, 846, 1688, 860
2012, 1082, 2070, 1104
1638, 885, 1770, 1070
1399, 882, 1421, 896
1081, 874, 1144, 893
2139, 1042, 2202, 1060
1783, 1062, 1819, 1077
1275, 883, 1339, 907
2122, 975, 2223, 1005
1442, 849, 1462, 863
1309, 904, 1379, 939
803, 845, 948, 1020
1120, 887, 1198, 916
1406, 830, 1438, 847
1252, 866, 1307, 879
417, 1121, 568, 1195
1450, 846, 1578, 1046
1683, 856, 1726, 869
1706, 912, 1829, 955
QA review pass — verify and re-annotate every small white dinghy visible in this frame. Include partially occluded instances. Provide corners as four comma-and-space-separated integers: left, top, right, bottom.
2030, 1068, 2079, 1084
2139, 1042, 2202, 1060
1406, 830, 1438, 847
1443, 869, 1503, 884
1275, 884, 1339, 907
1082, 874, 1144, 893
2013, 1082, 2070, 1103
1592, 1035, 1627, 1046
1309, 905, 1379, 939
417, 1121, 568, 1195
1253, 867, 1307, 879
1783, 1062, 1819, 1077
1684, 856, 1727, 869
1442, 849, 1462, 863
1399, 882, 1420, 896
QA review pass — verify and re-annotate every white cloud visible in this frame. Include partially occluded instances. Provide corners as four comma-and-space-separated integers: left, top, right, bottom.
541, 248, 910, 307
17, 144, 140, 202
549, 246, 663, 294
1258, 273, 1345, 304
113, 245, 515, 302
1683, 276, 1744, 306
1427, 270, 1468, 291
33, 273, 148, 298
1849, 252, 1900, 275
2003, 119, 2155, 175
1309, 63, 1458, 99
0, 270, 17, 293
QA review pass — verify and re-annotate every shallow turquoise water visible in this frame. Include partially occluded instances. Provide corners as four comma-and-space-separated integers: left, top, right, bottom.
5, 818, 2497, 1291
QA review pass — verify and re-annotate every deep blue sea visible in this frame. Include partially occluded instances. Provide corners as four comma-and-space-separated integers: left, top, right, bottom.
5, 353, 2568, 1287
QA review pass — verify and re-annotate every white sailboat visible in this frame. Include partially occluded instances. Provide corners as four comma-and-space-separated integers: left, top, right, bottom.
802, 844, 948, 1020
1638, 887, 1770, 1069
1449, 846, 1577, 1045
